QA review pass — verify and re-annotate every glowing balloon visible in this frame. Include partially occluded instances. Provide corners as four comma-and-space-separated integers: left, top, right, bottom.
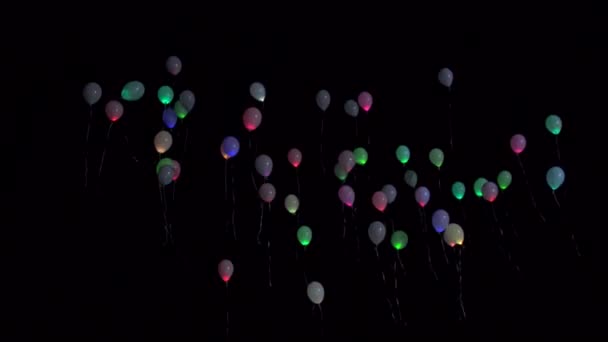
316, 90, 330, 111
157, 85, 174, 105
179, 90, 196, 112
338, 150, 355, 173
431, 209, 450, 233
218, 259, 234, 283
545, 114, 562, 135
368, 221, 386, 246
174, 100, 189, 120
482, 181, 499, 202
357, 91, 373, 112
162, 108, 177, 129
438, 67, 454, 88
396, 145, 410, 165
415, 186, 430, 208
243, 107, 262, 132
83, 82, 102, 105
221, 136, 240, 159
255, 154, 273, 178
497, 170, 512, 190
154, 130, 173, 154
105, 100, 124, 122
344, 99, 359, 118
353, 147, 368, 166
171, 160, 181, 181
372, 191, 388, 212
338, 185, 355, 207
121, 81, 145, 101
297, 225, 312, 246
382, 184, 397, 204
259, 183, 276, 203
404, 170, 418, 188
249, 82, 266, 102
429, 148, 444, 169
391, 230, 409, 250
444, 223, 464, 247
452, 181, 465, 200
307, 281, 325, 305
473, 178, 488, 198
156, 158, 173, 174
158, 165, 174, 186
334, 164, 347, 182
166, 56, 182, 76
546, 166, 565, 190
510, 134, 527, 155
288, 148, 302, 168
285, 194, 299, 215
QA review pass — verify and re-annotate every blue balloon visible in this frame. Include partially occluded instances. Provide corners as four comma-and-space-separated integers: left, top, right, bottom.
221, 136, 240, 159
546, 166, 565, 191
162, 108, 177, 129
431, 209, 450, 233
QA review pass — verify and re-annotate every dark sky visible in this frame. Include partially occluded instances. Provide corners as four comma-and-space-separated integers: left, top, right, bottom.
12, 11, 607, 340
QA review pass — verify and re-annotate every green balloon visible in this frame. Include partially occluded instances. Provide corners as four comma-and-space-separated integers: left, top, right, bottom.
175, 100, 189, 119
334, 164, 347, 182
391, 230, 408, 250
297, 225, 312, 246
121, 81, 145, 101
497, 170, 512, 190
353, 147, 368, 166
396, 145, 410, 165
429, 148, 444, 169
404, 169, 418, 188
545, 114, 562, 135
546, 166, 565, 190
473, 178, 488, 198
452, 181, 465, 200
156, 158, 173, 174
157, 85, 174, 105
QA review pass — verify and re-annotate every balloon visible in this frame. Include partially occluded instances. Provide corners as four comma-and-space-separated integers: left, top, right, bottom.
218, 259, 234, 283
444, 223, 464, 247
171, 160, 181, 181
156, 158, 173, 174
415, 186, 430, 208
154, 130, 173, 154
404, 170, 418, 188
162, 108, 177, 129
546, 166, 565, 190
334, 163, 347, 182
288, 148, 302, 168
166, 56, 182, 76
429, 148, 444, 169
255, 154, 273, 178
259, 183, 276, 203
174, 100, 189, 120
285, 194, 299, 215
158, 165, 174, 186
372, 191, 388, 212
121, 81, 145, 101
382, 184, 397, 204
316, 89, 330, 111
338, 150, 355, 173
179, 90, 196, 112
497, 170, 512, 190
396, 145, 410, 165
438, 67, 454, 88
221, 136, 240, 160
482, 181, 499, 202
452, 181, 465, 200
249, 82, 266, 102
545, 114, 562, 135
297, 225, 312, 246
83, 82, 102, 105
307, 281, 325, 305
105, 100, 124, 122
157, 85, 174, 105
391, 230, 409, 250
353, 147, 368, 166
368, 221, 386, 246
243, 107, 262, 131
473, 178, 488, 198
344, 99, 359, 117
357, 91, 373, 112
510, 134, 527, 155
431, 209, 450, 233
338, 185, 355, 207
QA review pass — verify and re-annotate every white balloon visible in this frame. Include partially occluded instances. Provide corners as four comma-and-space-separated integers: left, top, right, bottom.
316, 89, 330, 111
83, 82, 102, 105
404, 170, 418, 188
382, 184, 397, 204
179, 90, 196, 112
166, 56, 182, 76
368, 221, 386, 246
255, 154, 273, 178
338, 150, 355, 173
154, 130, 173, 154
250, 82, 266, 102
307, 281, 325, 305
344, 99, 359, 117
438, 68, 454, 88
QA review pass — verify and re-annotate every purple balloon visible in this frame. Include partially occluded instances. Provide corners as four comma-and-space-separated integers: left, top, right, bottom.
431, 209, 450, 233
510, 134, 527, 155
338, 185, 355, 207
162, 108, 177, 129
414, 186, 430, 208
357, 91, 373, 112
482, 181, 499, 203
221, 136, 240, 159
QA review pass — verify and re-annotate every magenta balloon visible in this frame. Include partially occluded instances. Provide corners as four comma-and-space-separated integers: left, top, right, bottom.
288, 148, 302, 168
338, 185, 355, 207
171, 160, 181, 181
371, 191, 388, 212
482, 181, 499, 203
259, 183, 276, 203
243, 107, 262, 132
414, 186, 430, 208
338, 150, 355, 173
218, 259, 234, 283
357, 91, 373, 112
105, 100, 124, 122
510, 134, 527, 155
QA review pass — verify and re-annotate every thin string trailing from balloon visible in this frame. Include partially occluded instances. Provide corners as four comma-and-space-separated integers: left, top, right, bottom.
420, 208, 438, 280
352, 205, 360, 257
555, 136, 561, 161
342, 204, 347, 239
448, 87, 454, 152
312, 304, 324, 338
183, 126, 189, 154
225, 283, 230, 340
224, 161, 228, 202
439, 234, 449, 264
257, 202, 264, 245
375, 247, 397, 323
492, 202, 519, 271
84, 107, 92, 188
456, 247, 466, 320
437, 170, 442, 194
392, 260, 404, 325
516, 155, 546, 222
98, 122, 114, 177
162, 185, 172, 244
267, 240, 272, 288
354, 118, 359, 138
320, 117, 326, 176
296, 168, 301, 198
552, 191, 561, 208
231, 168, 236, 240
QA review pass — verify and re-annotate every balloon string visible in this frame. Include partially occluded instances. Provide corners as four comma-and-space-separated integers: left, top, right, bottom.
354, 118, 359, 138
183, 126, 189, 154
320, 117, 326, 176
396, 251, 405, 271
257, 202, 264, 245
552, 191, 561, 208
393, 260, 404, 325
296, 168, 301, 198
555, 136, 561, 161
225, 284, 230, 340
318, 305, 324, 337
516, 155, 546, 222
448, 87, 454, 152
571, 233, 581, 257
342, 205, 346, 239
352, 205, 360, 259
375, 248, 397, 322
438, 172, 442, 193
250, 172, 258, 192
457, 247, 466, 320
440, 234, 449, 264
84, 107, 92, 188
224, 161, 228, 201
418, 207, 425, 232
231, 170, 236, 240
172, 181, 176, 201
267, 240, 272, 288
98, 122, 114, 177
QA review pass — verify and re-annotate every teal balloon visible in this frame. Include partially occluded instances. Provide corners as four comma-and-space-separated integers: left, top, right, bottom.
396, 145, 410, 165
546, 166, 565, 190
121, 81, 145, 101
157, 85, 174, 105
451, 181, 465, 200
545, 114, 562, 135
497, 170, 512, 190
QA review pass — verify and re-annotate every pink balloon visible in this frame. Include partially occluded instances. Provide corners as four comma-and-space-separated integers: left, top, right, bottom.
259, 183, 276, 203
414, 186, 430, 208
218, 259, 234, 283
338, 185, 355, 207
482, 181, 499, 202
338, 150, 355, 173
243, 107, 262, 132
171, 160, 181, 181
372, 191, 388, 212
357, 91, 373, 112
510, 134, 527, 155
105, 100, 124, 122
288, 148, 302, 168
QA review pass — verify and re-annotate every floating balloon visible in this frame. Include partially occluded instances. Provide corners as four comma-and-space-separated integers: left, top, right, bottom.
158, 165, 174, 186
482, 181, 499, 202
259, 183, 276, 203
156, 158, 174, 174
285, 194, 299, 215
297, 225, 312, 246
444, 223, 464, 247
121, 81, 145, 101
452, 181, 465, 200
243, 107, 262, 131
357, 91, 373, 112
255, 154, 273, 178
382, 184, 397, 204
391, 230, 409, 250
438, 67, 454, 88
510, 134, 527, 155
249, 82, 266, 102
218, 259, 234, 283
334, 164, 347, 182
344, 99, 359, 117
316, 90, 330, 111
105, 100, 124, 122
288, 148, 302, 168
473, 178, 488, 198
372, 191, 388, 212
368, 221, 386, 246
166, 56, 182, 76
171, 160, 181, 181
338, 150, 355, 173
432, 209, 450, 233
83, 82, 102, 105
157, 85, 174, 105
179, 90, 196, 112
396, 145, 410, 165
174, 100, 189, 120
415, 186, 430, 208
497, 170, 512, 190
154, 130, 173, 154
404, 170, 418, 188
162, 108, 177, 129
353, 147, 368, 166
429, 148, 444, 169
546, 166, 565, 190
221, 136, 240, 159
338, 185, 355, 207
307, 281, 325, 305
545, 114, 562, 135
